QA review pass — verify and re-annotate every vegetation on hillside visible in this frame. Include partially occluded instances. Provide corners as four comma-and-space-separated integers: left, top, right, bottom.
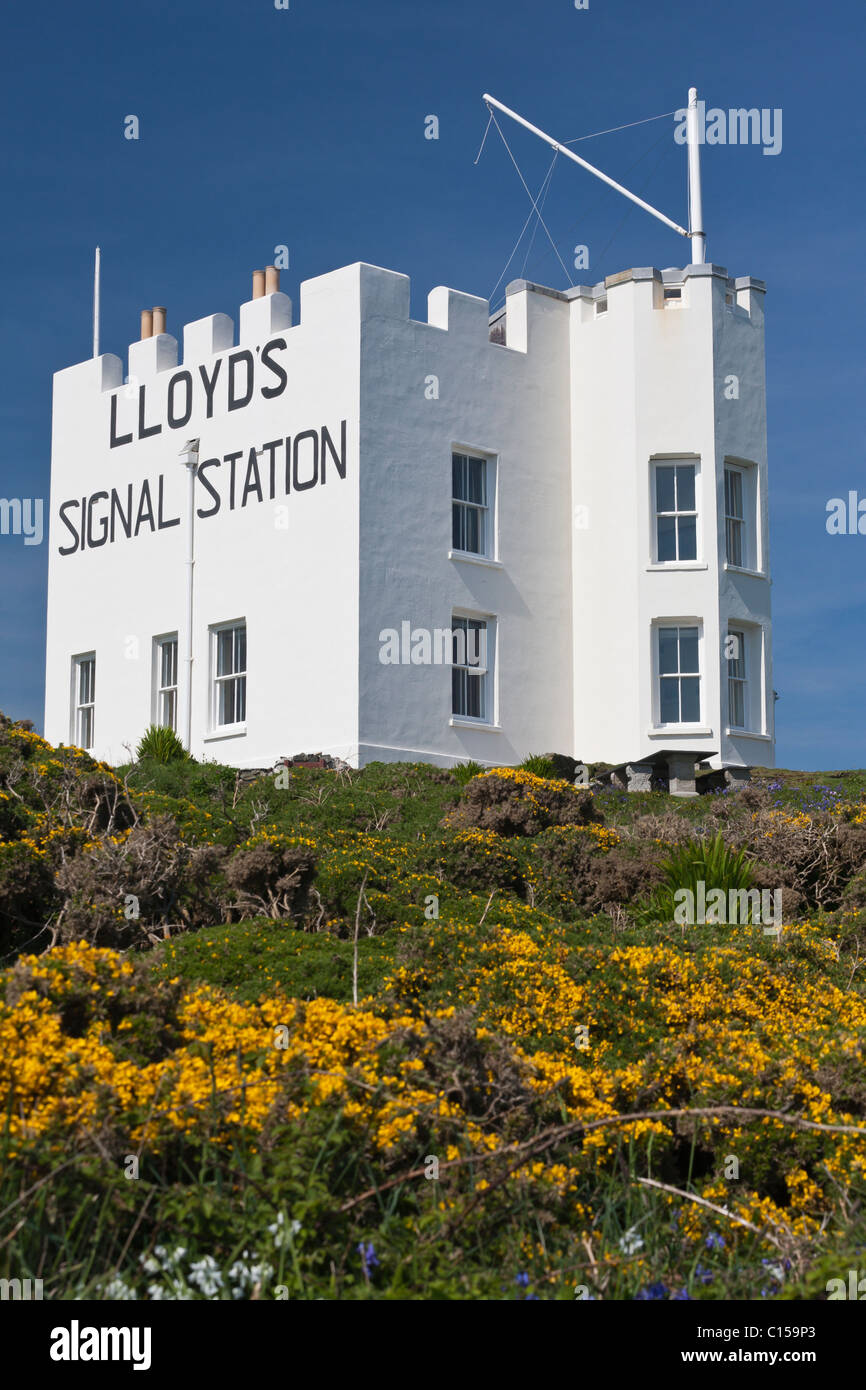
1, 710, 866, 1300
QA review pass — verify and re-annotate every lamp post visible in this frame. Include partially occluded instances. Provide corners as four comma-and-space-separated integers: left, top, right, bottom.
178, 439, 200, 752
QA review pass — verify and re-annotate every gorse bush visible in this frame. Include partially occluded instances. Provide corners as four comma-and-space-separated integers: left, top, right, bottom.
736, 809, 866, 911
5, 943, 186, 1063
224, 833, 318, 921
136, 725, 191, 764
0, 840, 58, 956
449, 767, 603, 837
422, 828, 526, 896
314, 833, 420, 926
53, 816, 224, 948
527, 824, 666, 919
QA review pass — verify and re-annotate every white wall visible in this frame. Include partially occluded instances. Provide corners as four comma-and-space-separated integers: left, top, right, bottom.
356, 271, 574, 766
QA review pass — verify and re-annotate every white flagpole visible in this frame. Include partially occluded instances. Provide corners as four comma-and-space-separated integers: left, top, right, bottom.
92, 247, 101, 357
686, 88, 706, 264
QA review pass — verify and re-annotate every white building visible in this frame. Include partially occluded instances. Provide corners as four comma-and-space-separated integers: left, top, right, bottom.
43, 256, 774, 774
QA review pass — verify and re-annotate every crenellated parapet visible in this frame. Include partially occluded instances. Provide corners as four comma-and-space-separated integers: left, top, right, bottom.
54, 262, 595, 401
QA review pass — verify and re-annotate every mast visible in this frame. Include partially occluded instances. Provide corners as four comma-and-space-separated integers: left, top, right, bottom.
482, 89, 707, 258
686, 88, 706, 263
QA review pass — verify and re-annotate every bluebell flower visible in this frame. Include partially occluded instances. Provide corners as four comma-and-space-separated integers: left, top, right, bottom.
671, 1288, 692, 1300
705, 1232, 725, 1251
357, 1241, 379, 1277
515, 1272, 530, 1288
694, 1263, 714, 1284
634, 1281, 669, 1300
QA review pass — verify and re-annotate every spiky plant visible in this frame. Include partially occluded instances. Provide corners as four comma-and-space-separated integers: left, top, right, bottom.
518, 754, 557, 780
135, 725, 191, 764
452, 760, 485, 785
636, 831, 755, 925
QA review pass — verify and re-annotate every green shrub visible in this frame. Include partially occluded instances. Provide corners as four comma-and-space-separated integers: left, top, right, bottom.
840, 869, 866, 910
0, 790, 30, 843
452, 760, 484, 786
0, 840, 57, 955
518, 753, 581, 782
635, 831, 755, 924
313, 833, 417, 924
518, 754, 557, 779
136, 725, 191, 764
155, 919, 395, 1003
529, 825, 665, 919
422, 828, 525, 896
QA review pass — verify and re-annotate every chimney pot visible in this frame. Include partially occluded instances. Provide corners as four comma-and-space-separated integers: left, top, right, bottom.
265, 265, 280, 294
140, 309, 153, 340
152, 306, 166, 335
252, 269, 265, 300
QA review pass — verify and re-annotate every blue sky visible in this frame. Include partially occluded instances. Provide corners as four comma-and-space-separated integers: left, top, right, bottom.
1, 0, 863, 768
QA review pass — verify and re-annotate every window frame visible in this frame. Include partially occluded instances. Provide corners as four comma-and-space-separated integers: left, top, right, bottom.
153, 633, 179, 731
651, 458, 700, 565
723, 458, 763, 574
654, 621, 702, 728
726, 626, 747, 730
724, 464, 746, 568
72, 652, 96, 750
724, 623, 770, 737
210, 620, 247, 732
450, 612, 495, 725
451, 450, 496, 561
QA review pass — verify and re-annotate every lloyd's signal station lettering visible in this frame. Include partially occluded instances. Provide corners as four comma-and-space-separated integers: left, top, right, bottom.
55, 335, 348, 555
108, 337, 291, 446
